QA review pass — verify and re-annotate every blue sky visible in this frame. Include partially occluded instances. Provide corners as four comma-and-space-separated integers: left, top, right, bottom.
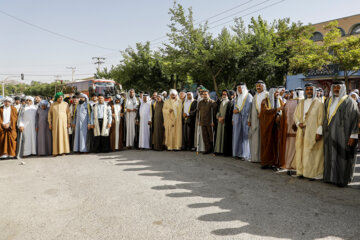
1, 0, 359, 83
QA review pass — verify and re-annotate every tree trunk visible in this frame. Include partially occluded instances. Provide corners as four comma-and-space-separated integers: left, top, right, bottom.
211, 74, 219, 98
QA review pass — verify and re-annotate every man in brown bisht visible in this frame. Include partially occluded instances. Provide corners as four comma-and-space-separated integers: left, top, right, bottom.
278, 89, 298, 175
0, 97, 18, 159
48, 92, 71, 156
110, 95, 124, 151
259, 87, 284, 170
152, 95, 165, 151
197, 89, 217, 154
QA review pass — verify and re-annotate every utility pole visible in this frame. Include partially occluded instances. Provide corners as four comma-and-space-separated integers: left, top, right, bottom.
66, 67, 76, 82
92, 57, 106, 73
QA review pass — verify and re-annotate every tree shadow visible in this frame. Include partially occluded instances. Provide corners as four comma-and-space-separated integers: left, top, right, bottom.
97, 151, 360, 239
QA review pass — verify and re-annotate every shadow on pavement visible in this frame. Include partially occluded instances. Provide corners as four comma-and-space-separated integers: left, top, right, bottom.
98, 150, 360, 239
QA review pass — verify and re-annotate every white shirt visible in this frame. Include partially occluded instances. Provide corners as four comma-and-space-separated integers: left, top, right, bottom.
14, 104, 21, 112
184, 100, 193, 116
256, 91, 267, 112
2, 106, 11, 124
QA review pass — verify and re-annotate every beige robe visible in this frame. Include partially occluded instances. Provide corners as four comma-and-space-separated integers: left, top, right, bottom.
293, 99, 324, 178
48, 101, 71, 155
163, 98, 182, 150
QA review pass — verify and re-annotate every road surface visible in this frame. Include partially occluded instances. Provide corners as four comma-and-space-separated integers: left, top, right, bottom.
0, 151, 359, 240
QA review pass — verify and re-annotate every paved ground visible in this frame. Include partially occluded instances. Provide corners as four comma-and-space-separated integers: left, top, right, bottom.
0, 151, 359, 240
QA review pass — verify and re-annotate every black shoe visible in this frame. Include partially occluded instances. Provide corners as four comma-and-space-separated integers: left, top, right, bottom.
298, 175, 304, 179
261, 165, 269, 169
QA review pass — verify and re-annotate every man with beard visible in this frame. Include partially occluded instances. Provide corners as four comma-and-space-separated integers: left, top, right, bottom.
18, 96, 38, 157
259, 87, 284, 169
179, 90, 186, 104
91, 94, 112, 153
248, 80, 268, 162
152, 95, 165, 151
13, 96, 21, 113
232, 83, 253, 160
48, 92, 71, 156
125, 89, 139, 148
214, 90, 233, 155
72, 93, 92, 153
137, 93, 152, 149
323, 81, 359, 187
69, 95, 79, 151
36, 100, 52, 156
197, 89, 217, 154
34, 95, 42, 107
293, 84, 324, 180
279, 89, 298, 174
163, 89, 183, 150
0, 97, 18, 159
182, 92, 197, 151
110, 95, 124, 151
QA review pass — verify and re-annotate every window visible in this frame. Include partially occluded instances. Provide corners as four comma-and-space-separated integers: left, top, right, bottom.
337, 27, 346, 37
311, 32, 323, 41
350, 23, 360, 35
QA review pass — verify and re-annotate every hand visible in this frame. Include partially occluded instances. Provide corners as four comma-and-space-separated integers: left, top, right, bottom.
107, 123, 111, 129
136, 120, 139, 125
348, 138, 356, 147
148, 121, 152, 125
233, 109, 239, 114
49, 124, 52, 130
183, 113, 187, 118
2, 123, 9, 129
120, 113, 124, 117
126, 109, 131, 112
299, 123, 306, 129
72, 124, 76, 129
91, 125, 95, 129
19, 127, 24, 132
67, 123, 71, 129
36, 128, 39, 132
315, 134, 322, 142
211, 123, 215, 127
87, 124, 91, 130
248, 122, 251, 127
169, 109, 173, 113
277, 106, 285, 111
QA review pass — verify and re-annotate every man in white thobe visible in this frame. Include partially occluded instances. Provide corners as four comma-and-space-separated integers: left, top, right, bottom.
137, 93, 152, 149
125, 89, 139, 148
18, 96, 37, 156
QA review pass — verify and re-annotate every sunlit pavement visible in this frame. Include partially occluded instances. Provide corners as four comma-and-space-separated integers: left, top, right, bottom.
0, 151, 359, 240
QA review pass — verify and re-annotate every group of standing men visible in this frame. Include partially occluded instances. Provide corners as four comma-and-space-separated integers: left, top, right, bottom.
0, 79, 358, 187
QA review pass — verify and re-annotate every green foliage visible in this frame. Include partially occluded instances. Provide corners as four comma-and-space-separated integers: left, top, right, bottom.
93, 2, 315, 94
289, 20, 360, 86
4, 81, 61, 97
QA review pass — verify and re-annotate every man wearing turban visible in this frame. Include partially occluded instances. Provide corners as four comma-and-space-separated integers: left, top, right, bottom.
0, 97, 18, 159
48, 92, 71, 156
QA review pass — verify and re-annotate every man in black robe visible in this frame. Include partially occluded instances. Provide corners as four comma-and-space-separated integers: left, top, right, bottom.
323, 80, 359, 187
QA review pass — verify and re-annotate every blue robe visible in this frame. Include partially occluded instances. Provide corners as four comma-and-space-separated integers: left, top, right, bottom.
232, 94, 253, 159
73, 103, 91, 152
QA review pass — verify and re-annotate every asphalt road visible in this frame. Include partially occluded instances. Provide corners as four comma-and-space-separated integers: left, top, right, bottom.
0, 151, 359, 240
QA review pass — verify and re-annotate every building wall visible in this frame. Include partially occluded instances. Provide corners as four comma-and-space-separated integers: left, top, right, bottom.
286, 14, 360, 94
312, 14, 360, 38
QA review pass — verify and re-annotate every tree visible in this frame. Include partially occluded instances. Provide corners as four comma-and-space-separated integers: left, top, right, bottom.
290, 21, 360, 87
